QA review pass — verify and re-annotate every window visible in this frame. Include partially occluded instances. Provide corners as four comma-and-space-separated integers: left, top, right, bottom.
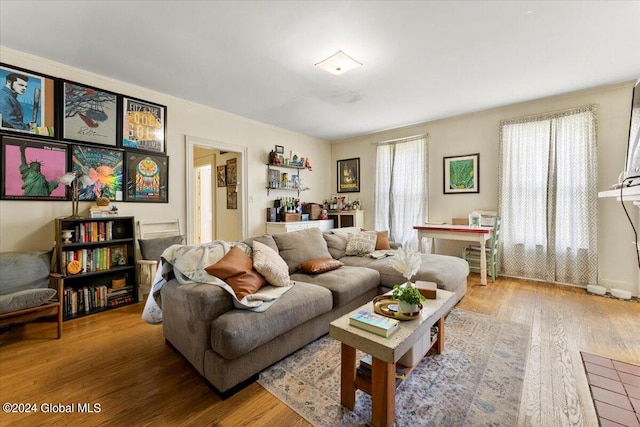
498, 106, 598, 284
374, 135, 427, 246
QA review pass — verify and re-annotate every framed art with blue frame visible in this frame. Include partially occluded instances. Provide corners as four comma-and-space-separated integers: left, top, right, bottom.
71, 144, 124, 201
124, 151, 169, 203
122, 96, 166, 153
62, 80, 118, 146
0, 63, 56, 137
1, 134, 68, 200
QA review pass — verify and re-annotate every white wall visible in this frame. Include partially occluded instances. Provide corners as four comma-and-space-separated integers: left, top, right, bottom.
0, 47, 331, 251
332, 82, 639, 296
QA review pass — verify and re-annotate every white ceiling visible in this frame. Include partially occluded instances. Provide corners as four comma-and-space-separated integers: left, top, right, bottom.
1, 1, 639, 141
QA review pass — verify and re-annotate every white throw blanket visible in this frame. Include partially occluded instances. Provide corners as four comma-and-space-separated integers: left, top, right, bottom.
141, 240, 293, 324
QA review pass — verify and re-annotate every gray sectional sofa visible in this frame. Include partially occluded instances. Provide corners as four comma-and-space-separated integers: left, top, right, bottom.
161, 227, 468, 395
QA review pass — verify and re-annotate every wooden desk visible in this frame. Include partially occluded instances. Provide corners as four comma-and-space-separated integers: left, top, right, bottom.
414, 224, 494, 285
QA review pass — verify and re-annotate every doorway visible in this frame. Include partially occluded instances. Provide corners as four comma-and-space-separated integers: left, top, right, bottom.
185, 135, 248, 244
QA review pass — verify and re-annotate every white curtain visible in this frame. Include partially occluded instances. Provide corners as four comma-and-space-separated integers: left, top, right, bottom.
498, 106, 598, 285
374, 135, 427, 246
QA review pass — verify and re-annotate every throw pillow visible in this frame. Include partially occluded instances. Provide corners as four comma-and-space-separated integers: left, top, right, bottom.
252, 241, 290, 287
138, 235, 186, 261
0, 288, 57, 314
296, 258, 344, 274
272, 228, 332, 273
345, 231, 378, 256
375, 230, 392, 250
204, 246, 266, 300
323, 232, 348, 259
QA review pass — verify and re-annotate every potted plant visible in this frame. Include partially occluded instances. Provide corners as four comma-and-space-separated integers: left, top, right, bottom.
392, 283, 426, 314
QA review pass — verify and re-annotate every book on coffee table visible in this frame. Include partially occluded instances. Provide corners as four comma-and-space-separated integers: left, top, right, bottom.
349, 310, 400, 337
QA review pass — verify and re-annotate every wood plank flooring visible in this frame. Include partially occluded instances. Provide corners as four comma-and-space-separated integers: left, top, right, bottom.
0, 275, 638, 427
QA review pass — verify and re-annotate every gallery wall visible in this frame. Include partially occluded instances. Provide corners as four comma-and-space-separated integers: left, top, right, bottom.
332, 82, 639, 296
0, 47, 332, 251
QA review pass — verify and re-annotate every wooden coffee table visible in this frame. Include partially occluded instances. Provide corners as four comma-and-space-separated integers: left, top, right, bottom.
329, 289, 456, 427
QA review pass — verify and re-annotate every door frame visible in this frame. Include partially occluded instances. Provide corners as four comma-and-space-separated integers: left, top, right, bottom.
185, 135, 248, 244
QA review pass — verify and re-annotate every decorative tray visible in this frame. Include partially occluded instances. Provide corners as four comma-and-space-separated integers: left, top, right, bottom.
372, 295, 422, 320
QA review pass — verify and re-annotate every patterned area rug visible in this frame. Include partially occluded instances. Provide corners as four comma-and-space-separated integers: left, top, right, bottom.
258, 308, 530, 427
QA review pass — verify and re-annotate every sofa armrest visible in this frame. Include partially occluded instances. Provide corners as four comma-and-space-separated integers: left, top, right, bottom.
161, 280, 233, 375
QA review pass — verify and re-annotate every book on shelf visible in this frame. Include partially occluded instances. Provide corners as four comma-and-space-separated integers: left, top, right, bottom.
349, 310, 400, 337
357, 355, 405, 388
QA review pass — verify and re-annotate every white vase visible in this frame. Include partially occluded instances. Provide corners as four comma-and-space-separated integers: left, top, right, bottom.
398, 300, 419, 314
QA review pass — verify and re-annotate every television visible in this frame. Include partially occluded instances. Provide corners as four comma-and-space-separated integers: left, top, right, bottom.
624, 77, 640, 183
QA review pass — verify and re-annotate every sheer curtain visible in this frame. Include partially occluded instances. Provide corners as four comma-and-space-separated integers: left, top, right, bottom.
498, 106, 598, 284
374, 135, 427, 246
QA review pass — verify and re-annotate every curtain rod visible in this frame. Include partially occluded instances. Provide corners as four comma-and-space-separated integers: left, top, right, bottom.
371, 133, 427, 145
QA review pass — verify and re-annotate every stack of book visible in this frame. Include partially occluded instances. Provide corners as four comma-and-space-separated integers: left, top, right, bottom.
63, 285, 134, 317
357, 355, 405, 388
349, 310, 400, 337
89, 206, 118, 218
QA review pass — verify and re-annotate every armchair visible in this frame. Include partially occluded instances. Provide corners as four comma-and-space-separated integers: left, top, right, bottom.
0, 250, 63, 338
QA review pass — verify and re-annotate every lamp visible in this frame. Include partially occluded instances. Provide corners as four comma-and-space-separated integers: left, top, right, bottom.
315, 50, 362, 75
58, 171, 95, 219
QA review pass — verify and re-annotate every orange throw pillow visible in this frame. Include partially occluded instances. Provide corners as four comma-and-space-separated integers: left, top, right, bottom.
375, 230, 391, 250
297, 258, 343, 274
205, 246, 266, 299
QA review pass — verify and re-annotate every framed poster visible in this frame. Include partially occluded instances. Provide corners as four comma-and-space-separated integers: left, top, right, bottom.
122, 97, 166, 153
227, 185, 237, 209
226, 158, 237, 186
124, 152, 168, 202
62, 81, 118, 146
1, 135, 67, 200
71, 145, 124, 201
337, 157, 360, 193
0, 63, 56, 137
443, 153, 479, 194
216, 165, 226, 187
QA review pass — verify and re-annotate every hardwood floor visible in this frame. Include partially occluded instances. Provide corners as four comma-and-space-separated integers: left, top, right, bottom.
0, 276, 638, 427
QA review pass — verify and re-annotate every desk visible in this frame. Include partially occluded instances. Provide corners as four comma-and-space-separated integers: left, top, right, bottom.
414, 224, 494, 285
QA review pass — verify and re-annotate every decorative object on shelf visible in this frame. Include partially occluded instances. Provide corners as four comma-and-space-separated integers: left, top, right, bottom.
60, 229, 73, 244
124, 151, 169, 202
275, 145, 284, 154
443, 153, 480, 194
58, 169, 96, 219
1, 135, 68, 200
337, 157, 360, 193
226, 158, 238, 186
0, 63, 56, 137
62, 80, 118, 146
71, 145, 124, 201
122, 97, 166, 153
217, 165, 226, 187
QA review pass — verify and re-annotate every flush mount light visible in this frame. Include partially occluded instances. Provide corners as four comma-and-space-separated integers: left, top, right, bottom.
315, 50, 362, 75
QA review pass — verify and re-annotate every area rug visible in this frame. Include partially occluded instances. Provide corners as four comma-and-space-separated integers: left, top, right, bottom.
258, 308, 530, 426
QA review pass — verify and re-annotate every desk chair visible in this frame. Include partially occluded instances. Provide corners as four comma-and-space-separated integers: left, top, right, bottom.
462, 216, 501, 282
136, 219, 183, 301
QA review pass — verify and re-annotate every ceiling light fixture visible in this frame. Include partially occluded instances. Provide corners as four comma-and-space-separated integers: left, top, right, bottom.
315, 50, 362, 76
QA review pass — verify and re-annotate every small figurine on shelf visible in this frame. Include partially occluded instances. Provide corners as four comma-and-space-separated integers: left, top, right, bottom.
269, 150, 278, 165
305, 157, 312, 170
319, 209, 329, 220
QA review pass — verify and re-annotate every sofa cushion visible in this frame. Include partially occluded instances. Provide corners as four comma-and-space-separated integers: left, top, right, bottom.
272, 227, 332, 273
139, 235, 185, 261
0, 288, 57, 314
297, 258, 343, 274
252, 241, 290, 287
0, 250, 52, 296
242, 234, 279, 253
340, 253, 469, 291
345, 231, 378, 256
291, 265, 380, 307
205, 246, 266, 299
210, 281, 333, 359
323, 232, 348, 259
